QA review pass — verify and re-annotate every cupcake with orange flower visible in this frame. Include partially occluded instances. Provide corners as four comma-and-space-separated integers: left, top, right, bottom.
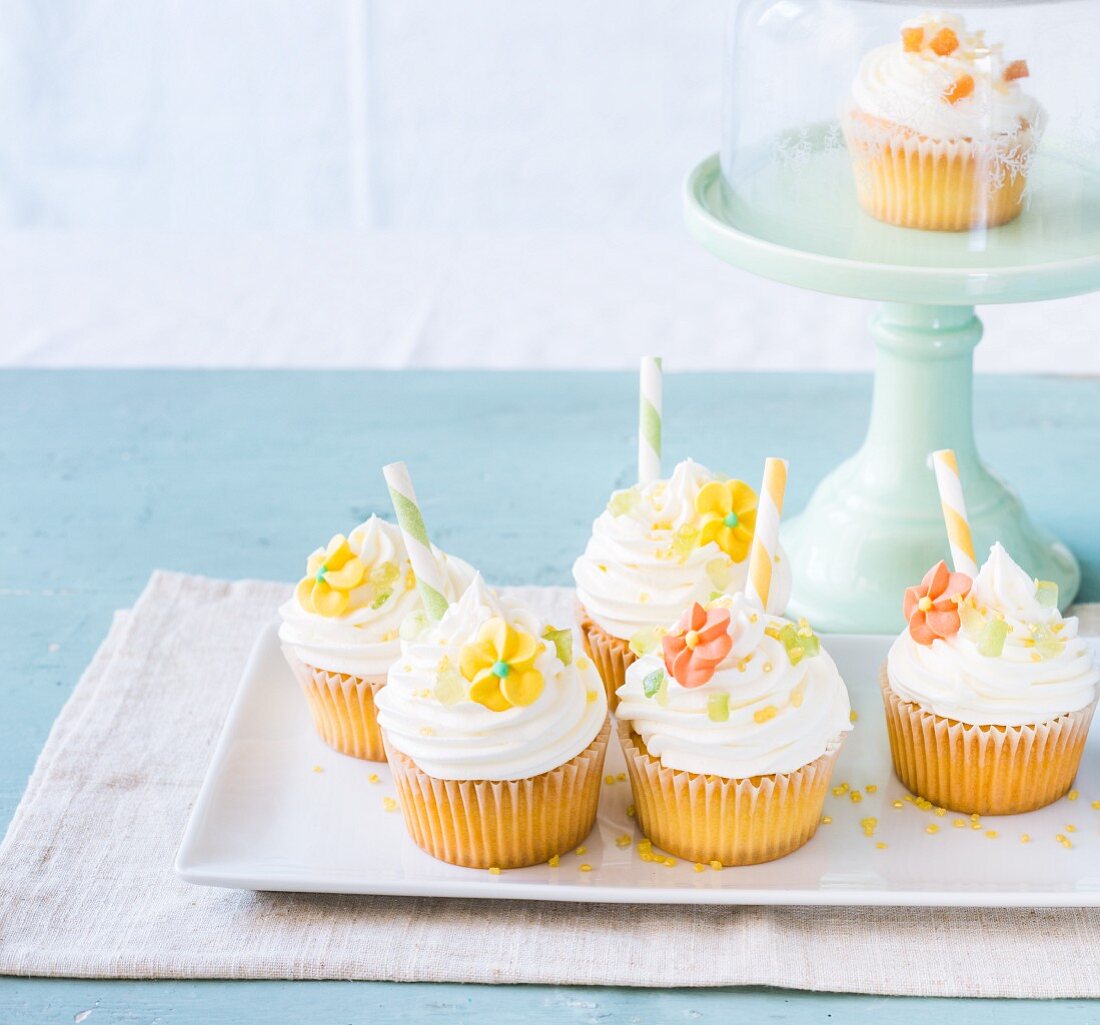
842, 12, 1041, 230
573, 459, 792, 710
615, 593, 852, 866
375, 575, 609, 868
883, 543, 1098, 814
279, 516, 473, 761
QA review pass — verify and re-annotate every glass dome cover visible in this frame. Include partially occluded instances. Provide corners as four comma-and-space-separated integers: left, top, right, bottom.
718, 0, 1100, 272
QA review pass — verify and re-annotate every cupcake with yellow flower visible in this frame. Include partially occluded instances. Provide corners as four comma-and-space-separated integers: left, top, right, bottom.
616, 592, 852, 866
375, 575, 610, 868
279, 516, 473, 761
573, 459, 792, 710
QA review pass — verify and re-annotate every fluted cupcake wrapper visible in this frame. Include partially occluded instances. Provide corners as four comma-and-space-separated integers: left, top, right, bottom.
577, 607, 636, 713
841, 108, 1034, 231
382, 718, 611, 869
616, 720, 844, 867
283, 649, 388, 762
879, 667, 1096, 816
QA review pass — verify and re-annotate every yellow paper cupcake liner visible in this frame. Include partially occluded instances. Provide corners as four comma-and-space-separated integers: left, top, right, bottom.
842, 109, 1033, 231
383, 718, 611, 869
578, 608, 635, 713
284, 652, 388, 762
879, 668, 1096, 816
617, 720, 843, 866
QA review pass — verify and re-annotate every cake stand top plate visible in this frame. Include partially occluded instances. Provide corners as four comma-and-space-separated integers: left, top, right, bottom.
685, 151, 1100, 306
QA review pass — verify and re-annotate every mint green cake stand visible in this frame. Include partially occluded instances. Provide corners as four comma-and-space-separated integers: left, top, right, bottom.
684, 150, 1100, 633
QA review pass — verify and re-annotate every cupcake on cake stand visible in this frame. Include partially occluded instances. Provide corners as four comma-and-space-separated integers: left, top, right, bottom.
685, 0, 1100, 632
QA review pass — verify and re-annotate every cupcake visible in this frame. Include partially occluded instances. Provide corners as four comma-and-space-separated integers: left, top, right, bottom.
883, 544, 1098, 815
279, 515, 473, 761
375, 575, 610, 869
616, 593, 852, 866
573, 459, 792, 711
842, 12, 1041, 231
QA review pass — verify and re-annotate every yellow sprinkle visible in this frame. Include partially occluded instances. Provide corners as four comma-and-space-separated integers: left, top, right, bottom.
311, 765, 323, 773
985, 830, 999, 839
663, 858, 676, 868
1067, 790, 1080, 801
1030, 652, 1042, 663
754, 704, 778, 723
1091, 800, 1100, 810
488, 866, 501, 875
892, 800, 904, 809
382, 797, 397, 812
832, 784, 849, 797
548, 854, 561, 867
604, 775, 616, 785
579, 863, 592, 872
616, 773, 626, 782
693, 863, 706, 873
586, 690, 597, 703
953, 819, 967, 829
821, 816, 832, 825
709, 860, 723, 870
615, 834, 631, 848
1056, 834, 1073, 849
850, 710, 859, 722
367, 773, 380, 784
419, 726, 435, 737
1020, 834, 1031, 844
865, 784, 877, 794
626, 804, 635, 818
576, 655, 591, 671
970, 813, 981, 821
971, 822, 983, 831
1066, 825, 1078, 833
926, 824, 940, 835
861, 817, 877, 836
762, 662, 773, 674
934, 807, 946, 817
575, 846, 587, 855
850, 790, 863, 804
876, 842, 888, 850
915, 797, 932, 811
903, 795, 914, 804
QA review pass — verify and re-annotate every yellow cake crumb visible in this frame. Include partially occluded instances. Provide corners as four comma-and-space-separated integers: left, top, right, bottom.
663, 857, 676, 867
970, 813, 981, 821
849, 710, 859, 722
892, 800, 904, 809
548, 854, 561, 867
709, 860, 723, 870
926, 824, 940, 835
850, 790, 863, 804
615, 834, 631, 848
575, 846, 586, 855
382, 797, 397, 812
693, 863, 706, 873
821, 815, 832, 825
934, 807, 946, 817
368, 773, 380, 784
1066, 825, 1078, 833
1020, 834, 1031, 844
579, 863, 592, 872
985, 830, 999, 839
626, 804, 636, 818
1056, 834, 1073, 849
488, 866, 501, 875
604, 775, 615, 786
312, 765, 323, 773
865, 784, 877, 794
616, 773, 626, 782
1067, 790, 1079, 801
876, 842, 888, 850
971, 822, 983, 831
1091, 800, 1100, 810
953, 819, 967, 829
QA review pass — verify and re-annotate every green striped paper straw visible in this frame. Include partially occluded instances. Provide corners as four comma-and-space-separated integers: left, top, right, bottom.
382, 461, 450, 622
638, 355, 662, 484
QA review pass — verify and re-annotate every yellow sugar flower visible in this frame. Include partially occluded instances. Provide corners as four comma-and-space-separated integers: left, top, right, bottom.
695, 479, 758, 562
459, 617, 544, 712
295, 534, 367, 617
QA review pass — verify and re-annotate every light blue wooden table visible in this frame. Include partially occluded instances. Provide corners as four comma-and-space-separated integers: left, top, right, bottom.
3, 369, 1100, 1023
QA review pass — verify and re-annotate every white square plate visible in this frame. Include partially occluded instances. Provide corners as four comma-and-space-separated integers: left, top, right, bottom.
176, 623, 1100, 905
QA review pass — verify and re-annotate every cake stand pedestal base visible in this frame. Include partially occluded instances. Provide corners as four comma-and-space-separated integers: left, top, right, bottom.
783, 302, 1079, 634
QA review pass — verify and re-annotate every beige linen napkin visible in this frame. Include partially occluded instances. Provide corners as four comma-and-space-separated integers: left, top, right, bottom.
1, 570, 1099, 996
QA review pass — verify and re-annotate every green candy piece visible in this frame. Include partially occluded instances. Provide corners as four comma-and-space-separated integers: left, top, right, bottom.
607, 487, 640, 517
705, 557, 733, 591
370, 588, 393, 610
434, 667, 466, 707
399, 609, 429, 641
671, 524, 699, 557
977, 618, 1011, 658
958, 600, 985, 638
707, 693, 730, 723
370, 561, 400, 587
1031, 623, 1067, 660
541, 626, 573, 665
1036, 580, 1059, 609
655, 675, 670, 708
629, 626, 663, 658
643, 668, 665, 699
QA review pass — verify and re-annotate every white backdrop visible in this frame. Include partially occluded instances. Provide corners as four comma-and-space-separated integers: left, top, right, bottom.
1, 0, 1096, 370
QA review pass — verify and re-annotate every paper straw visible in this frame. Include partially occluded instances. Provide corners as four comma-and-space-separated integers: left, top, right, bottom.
746, 457, 788, 611
638, 356, 662, 484
382, 461, 450, 622
932, 449, 979, 578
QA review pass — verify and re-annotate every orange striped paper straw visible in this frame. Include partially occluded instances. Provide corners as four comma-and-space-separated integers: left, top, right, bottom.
932, 449, 979, 578
746, 457, 788, 610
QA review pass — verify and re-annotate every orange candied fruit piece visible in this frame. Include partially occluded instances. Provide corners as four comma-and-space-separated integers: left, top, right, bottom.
901, 26, 924, 52
945, 73, 975, 104
1004, 60, 1030, 82
929, 27, 960, 56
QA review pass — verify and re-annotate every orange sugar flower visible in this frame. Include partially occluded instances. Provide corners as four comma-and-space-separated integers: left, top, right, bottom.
903, 561, 973, 646
661, 602, 734, 689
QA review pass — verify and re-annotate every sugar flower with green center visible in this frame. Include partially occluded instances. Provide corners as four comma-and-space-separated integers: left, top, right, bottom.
459, 617, 545, 711
695, 480, 758, 562
296, 534, 369, 617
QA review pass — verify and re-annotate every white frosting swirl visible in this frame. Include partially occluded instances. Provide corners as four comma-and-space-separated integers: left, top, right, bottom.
278, 516, 474, 679
851, 12, 1040, 140
375, 575, 608, 781
572, 459, 791, 639
616, 594, 852, 779
887, 544, 1099, 726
